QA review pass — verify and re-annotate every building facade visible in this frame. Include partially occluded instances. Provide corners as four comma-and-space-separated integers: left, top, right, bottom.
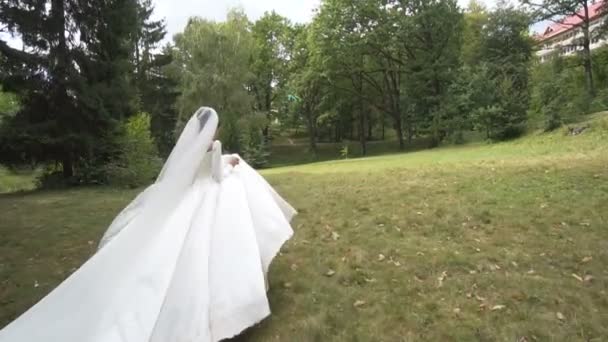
536, 1, 606, 63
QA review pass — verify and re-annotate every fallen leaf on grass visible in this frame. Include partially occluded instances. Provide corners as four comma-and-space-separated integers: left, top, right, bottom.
453, 308, 461, 315
331, 231, 340, 241
491, 305, 506, 311
556, 312, 565, 321
290, 264, 298, 271
572, 273, 584, 282
489, 264, 501, 271
582, 256, 593, 263
511, 292, 526, 301
437, 271, 448, 287
325, 269, 336, 277
475, 295, 486, 302
377, 254, 386, 262
353, 300, 366, 308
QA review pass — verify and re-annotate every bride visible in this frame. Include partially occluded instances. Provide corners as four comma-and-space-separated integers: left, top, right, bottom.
0, 107, 296, 341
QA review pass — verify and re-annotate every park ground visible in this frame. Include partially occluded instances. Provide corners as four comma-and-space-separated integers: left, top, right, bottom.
1, 113, 607, 341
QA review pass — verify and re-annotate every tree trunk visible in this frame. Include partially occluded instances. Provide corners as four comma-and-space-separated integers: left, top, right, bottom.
359, 110, 366, 155
357, 73, 366, 155
405, 110, 413, 144
263, 91, 272, 138
381, 112, 385, 140
62, 154, 73, 179
306, 109, 317, 154
51, 0, 74, 179
367, 111, 373, 140
582, 17, 595, 97
334, 124, 340, 142
394, 113, 404, 150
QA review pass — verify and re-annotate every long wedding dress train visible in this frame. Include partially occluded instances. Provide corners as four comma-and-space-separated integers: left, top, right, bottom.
0, 107, 296, 342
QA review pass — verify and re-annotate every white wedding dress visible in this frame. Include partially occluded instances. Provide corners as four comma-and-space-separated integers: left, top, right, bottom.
0, 107, 296, 342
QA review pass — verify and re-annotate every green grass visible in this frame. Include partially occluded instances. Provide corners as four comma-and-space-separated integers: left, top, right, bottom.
1, 114, 607, 340
0, 167, 38, 194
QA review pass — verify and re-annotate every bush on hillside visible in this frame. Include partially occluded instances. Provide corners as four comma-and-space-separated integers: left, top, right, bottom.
104, 112, 162, 187
238, 113, 270, 168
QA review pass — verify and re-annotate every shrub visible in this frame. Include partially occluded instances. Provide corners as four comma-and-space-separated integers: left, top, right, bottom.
104, 112, 162, 187
238, 113, 270, 168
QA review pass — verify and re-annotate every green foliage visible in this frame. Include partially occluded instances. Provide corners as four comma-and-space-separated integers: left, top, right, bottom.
250, 12, 292, 120
238, 113, 271, 168
461, 0, 489, 66
0, 0, 141, 180
132, 1, 175, 157
340, 144, 349, 159
104, 112, 161, 187
0, 86, 20, 123
529, 46, 608, 132
474, 5, 532, 140
172, 9, 254, 129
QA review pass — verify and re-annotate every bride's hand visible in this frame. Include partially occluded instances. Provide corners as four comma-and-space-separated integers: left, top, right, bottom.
227, 156, 240, 167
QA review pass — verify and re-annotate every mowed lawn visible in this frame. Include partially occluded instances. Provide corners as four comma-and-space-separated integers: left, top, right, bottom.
1, 115, 607, 341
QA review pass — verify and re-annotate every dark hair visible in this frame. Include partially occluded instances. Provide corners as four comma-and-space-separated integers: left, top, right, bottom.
197, 108, 211, 130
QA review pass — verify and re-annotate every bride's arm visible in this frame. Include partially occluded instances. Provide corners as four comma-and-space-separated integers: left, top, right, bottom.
210, 141, 239, 182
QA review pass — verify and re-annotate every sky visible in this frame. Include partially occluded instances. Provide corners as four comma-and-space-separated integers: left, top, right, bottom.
153, 0, 516, 41
1, 0, 541, 49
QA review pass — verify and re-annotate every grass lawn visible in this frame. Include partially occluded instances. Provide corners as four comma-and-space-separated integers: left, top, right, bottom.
1, 114, 607, 341
0, 167, 38, 194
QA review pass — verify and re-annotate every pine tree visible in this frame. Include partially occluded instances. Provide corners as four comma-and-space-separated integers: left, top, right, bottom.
132, 0, 177, 157
0, 0, 140, 179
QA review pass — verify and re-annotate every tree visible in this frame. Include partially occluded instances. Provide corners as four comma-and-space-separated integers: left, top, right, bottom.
288, 25, 325, 154
171, 9, 254, 150
462, 0, 489, 66
0, 86, 19, 124
312, 0, 377, 154
398, 0, 463, 145
522, 0, 599, 97
129, 1, 178, 157
250, 12, 292, 137
0, 0, 140, 178
477, 5, 533, 139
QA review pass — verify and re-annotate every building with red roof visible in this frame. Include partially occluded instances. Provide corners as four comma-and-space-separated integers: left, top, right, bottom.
536, 1, 606, 62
